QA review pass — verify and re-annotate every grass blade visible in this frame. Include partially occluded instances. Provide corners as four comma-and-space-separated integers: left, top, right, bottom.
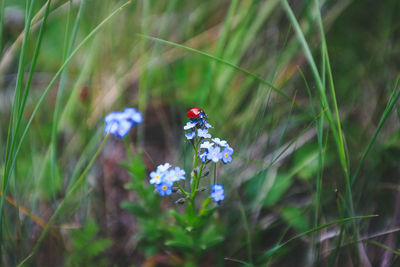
22, 133, 109, 262
137, 33, 291, 101
351, 75, 400, 185
0, 0, 133, 243
259, 214, 378, 261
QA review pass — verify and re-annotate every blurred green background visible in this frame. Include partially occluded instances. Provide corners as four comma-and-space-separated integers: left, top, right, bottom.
1, 0, 400, 266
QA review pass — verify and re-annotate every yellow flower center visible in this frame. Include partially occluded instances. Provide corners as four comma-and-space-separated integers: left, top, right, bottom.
162, 185, 167, 190
224, 153, 228, 157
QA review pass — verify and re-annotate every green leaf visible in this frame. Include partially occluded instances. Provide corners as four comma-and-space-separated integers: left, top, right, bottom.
165, 226, 193, 249
293, 145, 320, 180
168, 210, 187, 227
281, 206, 309, 233
198, 225, 224, 250
263, 173, 292, 207
65, 219, 111, 267
121, 154, 146, 183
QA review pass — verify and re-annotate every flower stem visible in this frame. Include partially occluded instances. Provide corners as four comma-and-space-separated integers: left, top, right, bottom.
175, 182, 189, 198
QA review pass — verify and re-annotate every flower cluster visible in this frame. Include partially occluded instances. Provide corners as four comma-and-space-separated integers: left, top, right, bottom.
184, 116, 234, 165
210, 184, 225, 202
200, 139, 233, 164
183, 108, 234, 203
149, 163, 186, 196
184, 116, 213, 140
104, 107, 143, 138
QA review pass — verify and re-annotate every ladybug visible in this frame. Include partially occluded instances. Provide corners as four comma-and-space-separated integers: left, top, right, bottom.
187, 108, 207, 119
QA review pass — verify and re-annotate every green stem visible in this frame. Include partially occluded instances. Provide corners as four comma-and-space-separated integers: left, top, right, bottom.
0, 0, 133, 247
3, 0, 35, 190
351, 75, 400, 185
50, 0, 87, 196
213, 163, 217, 184
175, 182, 189, 198
26, 133, 109, 261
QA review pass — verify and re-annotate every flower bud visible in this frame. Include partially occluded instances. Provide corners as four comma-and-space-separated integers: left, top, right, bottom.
175, 198, 186, 204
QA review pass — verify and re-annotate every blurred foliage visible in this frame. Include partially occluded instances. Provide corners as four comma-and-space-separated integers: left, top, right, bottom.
64, 219, 111, 267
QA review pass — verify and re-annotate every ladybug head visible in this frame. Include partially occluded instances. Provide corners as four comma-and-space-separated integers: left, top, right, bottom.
198, 111, 207, 120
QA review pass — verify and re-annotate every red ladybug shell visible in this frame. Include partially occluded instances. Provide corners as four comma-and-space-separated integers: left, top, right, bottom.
187, 108, 204, 118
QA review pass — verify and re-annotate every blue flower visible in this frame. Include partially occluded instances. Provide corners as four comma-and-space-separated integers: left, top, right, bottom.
198, 129, 211, 139
156, 182, 173, 196
163, 169, 180, 186
157, 163, 171, 172
104, 108, 143, 138
123, 107, 143, 125
185, 131, 196, 140
210, 184, 225, 202
207, 146, 222, 163
184, 121, 197, 130
199, 151, 208, 163
212, 137, 228, 147
174, 167, 186, 181
204, 122, 213, 129
200, 141, 214, 150
220, 146, 233, 164
149, 170, 164, 184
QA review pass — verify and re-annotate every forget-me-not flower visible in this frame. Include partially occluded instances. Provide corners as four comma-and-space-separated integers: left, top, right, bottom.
150, 163, 186, 196
204, 122, 213, 129
198, 129, 211, 139
156, 182, 173, 196
123, 107, 143, 125
207, 146, 222, 163
149, 170, 164, 184
185, 132, 196, 140
104, 108, 143, 138
174, 167, 186, 181
157, 163, 171, 172
221, 146, 234, 164
199, 152, 208, 163
163, 169, 178, 186
212, 138, 228, 147
184, 121, 197, 130
200, 141, 214, 150
210, 184, 225, 202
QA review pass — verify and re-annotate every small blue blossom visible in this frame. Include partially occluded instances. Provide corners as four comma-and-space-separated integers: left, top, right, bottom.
220, 146, 234, 164
184, 121, 197, 130
212, 137, 228, 147
207, 146, 222, 163
200, 141, 214, 150
185, 132, 196, 140
174, 167, 186, 181
104, 108, 143, 138
123, 107, 143, 125
199, 151, 208, 163
104, 112, 125, 136
210, 184, 225, 202
204, 122, 213, 129
157, 163, 171, 172
149, 170, 164, 184
151, 163, 186, 196
156, 182, 173, 196
163, 169, 178, 186
198, 129, 211, 139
